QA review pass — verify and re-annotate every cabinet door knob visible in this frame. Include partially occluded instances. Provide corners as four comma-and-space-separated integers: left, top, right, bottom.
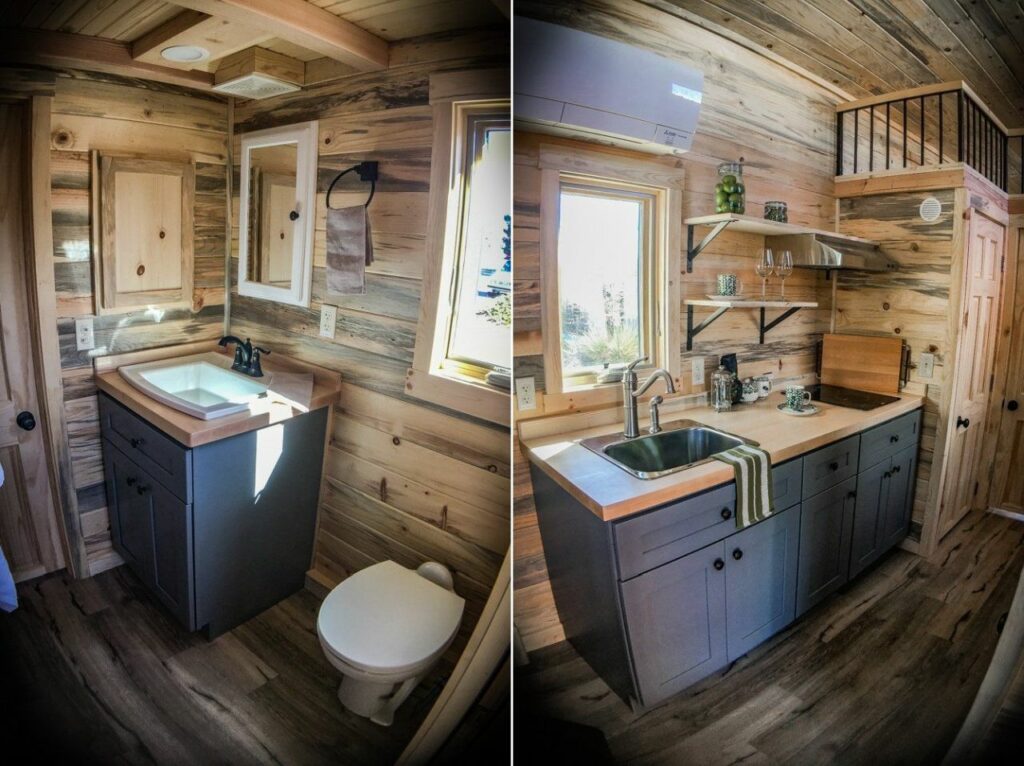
890, 434, 900, 443
893, 465, 901, 474
136, 485, 149, 495
713, 558, 725, 571
847, 490, 857, 499
829, 461, 839, 471
732, 548, 743, 561
720, 507, 732, 520
884, 471, 891, 479
130, 437, 145, 448
126, 476, 136, 486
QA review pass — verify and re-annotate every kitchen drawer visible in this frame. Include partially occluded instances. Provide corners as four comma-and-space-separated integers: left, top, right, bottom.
802, 435, 859, 499
614, 460, 803, 581
99, 393, 192, 502
859, 410, 921, 470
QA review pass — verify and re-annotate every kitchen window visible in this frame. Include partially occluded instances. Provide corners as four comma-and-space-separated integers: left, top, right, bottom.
408, 69, 511, 426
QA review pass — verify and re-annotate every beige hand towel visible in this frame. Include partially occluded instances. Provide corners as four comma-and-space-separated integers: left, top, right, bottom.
326, 205, 374, 297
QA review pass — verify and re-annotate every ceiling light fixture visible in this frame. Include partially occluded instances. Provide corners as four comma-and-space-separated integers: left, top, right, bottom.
160, 45, 210, 63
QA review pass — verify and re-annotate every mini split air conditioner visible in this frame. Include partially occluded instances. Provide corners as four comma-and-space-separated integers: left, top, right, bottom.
514, 16, 704, 154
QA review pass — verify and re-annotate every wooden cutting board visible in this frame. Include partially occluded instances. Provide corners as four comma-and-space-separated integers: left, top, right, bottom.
820, 333, 904, 394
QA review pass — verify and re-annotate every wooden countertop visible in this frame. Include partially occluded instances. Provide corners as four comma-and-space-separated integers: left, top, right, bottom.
94, 343, 341, 448
522, 393, 925, 522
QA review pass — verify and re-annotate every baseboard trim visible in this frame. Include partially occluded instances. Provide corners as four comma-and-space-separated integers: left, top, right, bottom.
988, 506, 1024, 523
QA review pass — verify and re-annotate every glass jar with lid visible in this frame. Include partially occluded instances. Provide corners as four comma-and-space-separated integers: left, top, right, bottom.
715, 162, 745, 215
710, 365, 734, 412
764, 200, 788, 223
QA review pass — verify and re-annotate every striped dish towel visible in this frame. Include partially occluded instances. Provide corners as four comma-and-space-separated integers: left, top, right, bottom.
713, 444, 775, 529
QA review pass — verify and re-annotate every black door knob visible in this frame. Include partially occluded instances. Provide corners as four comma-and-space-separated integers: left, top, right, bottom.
957, 416, 970, 429
1009, 400, 1019, 412
893, 465, 901, 474
720, 507, 732, 520
289, 210, 299, 221
732, 548, 743, 561
136, 485, 149, 496
130, 437, 145, 448
890, 434, 900, 443
713, 558, 725, 571
829, 461, 839, 471
848, 490, 857, 499
16, 411, 35, 431
126, 476, 136, 486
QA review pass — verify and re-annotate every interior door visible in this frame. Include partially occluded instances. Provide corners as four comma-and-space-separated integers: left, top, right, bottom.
0, 102, 65, 581
939, 210, 1006, 537
989, 218, 1024, 515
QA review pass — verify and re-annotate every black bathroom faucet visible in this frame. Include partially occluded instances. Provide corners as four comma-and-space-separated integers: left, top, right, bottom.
218, 336, 270, 377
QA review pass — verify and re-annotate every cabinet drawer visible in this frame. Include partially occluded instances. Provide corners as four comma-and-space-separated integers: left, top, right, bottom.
859, 410, 921, 470
802, 435, 859, 499
99, 393, 191, 502
614, 461, 803, 581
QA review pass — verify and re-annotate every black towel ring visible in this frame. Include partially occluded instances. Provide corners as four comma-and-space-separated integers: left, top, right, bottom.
326, 161, 379, 209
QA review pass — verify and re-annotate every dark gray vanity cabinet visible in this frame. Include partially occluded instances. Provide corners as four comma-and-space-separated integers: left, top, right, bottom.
100, 392, 328, 637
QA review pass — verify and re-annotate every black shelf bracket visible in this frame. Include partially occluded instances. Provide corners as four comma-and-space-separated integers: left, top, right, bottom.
759, 306, 803, 344
686, 219, 734, 273
686, 304, 729, 350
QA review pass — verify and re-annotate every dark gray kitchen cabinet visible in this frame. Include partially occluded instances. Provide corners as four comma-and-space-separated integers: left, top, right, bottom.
725, 504, 800, 661
880, 444, 917, 552
620, 541, 728, 706
796, 476, 857, 617
850, 458, 889, 579
100, 392, 327, 637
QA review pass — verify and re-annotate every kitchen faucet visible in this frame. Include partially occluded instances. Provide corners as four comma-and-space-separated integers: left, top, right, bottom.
622, 356, 676, 438
218, 336, 270, 377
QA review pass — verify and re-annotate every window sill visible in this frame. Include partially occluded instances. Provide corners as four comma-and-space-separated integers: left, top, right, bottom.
405, 367, 510, 427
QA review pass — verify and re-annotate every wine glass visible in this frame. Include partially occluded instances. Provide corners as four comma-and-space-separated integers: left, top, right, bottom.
755, 247, 774, 299
777, 249, 793, 300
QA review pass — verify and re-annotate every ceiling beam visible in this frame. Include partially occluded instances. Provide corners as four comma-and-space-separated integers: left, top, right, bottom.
165, 0, 389, 71
0, 29, 215, 91
131, 9, 211, 60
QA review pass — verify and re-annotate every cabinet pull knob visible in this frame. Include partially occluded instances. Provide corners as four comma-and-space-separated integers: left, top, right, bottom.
829, 461, 839, 471
847, 490, 856, 499
720, 507, 732, 520
713, 558, 725, 571
130, 437, 145, 448
126, 476, 136, 486
890, 435, 900, 443
893, 465, 901, 473
732, 548, 743, 561
137, 485, 149, 495
884, 471, 891, 479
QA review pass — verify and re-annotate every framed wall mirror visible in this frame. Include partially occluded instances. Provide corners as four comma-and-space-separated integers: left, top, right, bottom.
238, 121, 318, 307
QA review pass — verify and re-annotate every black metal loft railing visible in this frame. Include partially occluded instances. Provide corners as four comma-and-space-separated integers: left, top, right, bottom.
835, 85, 1017, 193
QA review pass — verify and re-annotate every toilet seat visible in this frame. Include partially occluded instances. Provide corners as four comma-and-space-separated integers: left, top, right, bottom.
317, 560, 464, 677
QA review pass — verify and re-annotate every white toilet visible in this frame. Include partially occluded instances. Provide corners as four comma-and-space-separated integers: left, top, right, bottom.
316, 559, 464, 726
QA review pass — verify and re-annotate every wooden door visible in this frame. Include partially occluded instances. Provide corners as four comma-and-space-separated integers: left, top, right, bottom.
0, 103, 65, 581
619, 541, 727, 707
724, 505, 799, 661
939, 211, 1006, 537
988, 219, 1024, 515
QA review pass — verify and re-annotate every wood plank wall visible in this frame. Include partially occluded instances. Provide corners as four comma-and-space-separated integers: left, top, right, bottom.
836, 190, 957, 535
227, 27, 510, 659
512, 0, 844, 652
48, 72, 228, 575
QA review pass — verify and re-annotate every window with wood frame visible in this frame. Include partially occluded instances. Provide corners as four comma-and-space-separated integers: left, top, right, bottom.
408, 69, 511, 426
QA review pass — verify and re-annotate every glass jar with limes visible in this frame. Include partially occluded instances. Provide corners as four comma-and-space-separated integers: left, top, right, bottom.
715, 162, 745, 215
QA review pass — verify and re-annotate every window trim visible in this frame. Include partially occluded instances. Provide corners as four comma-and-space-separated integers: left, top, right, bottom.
407, 69, 511, 426
537, 144, 683, 411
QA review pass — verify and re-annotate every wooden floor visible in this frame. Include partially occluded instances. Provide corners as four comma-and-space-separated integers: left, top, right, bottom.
517, 509, 1024, 765
0, 566, 447, 765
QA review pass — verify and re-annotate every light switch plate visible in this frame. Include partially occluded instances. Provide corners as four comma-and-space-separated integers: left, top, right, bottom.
319, 304, 337, 338
919, 352, 935, 379
691, 356, 705, 387
75, 317, 95, 351
515, 376, 536, 411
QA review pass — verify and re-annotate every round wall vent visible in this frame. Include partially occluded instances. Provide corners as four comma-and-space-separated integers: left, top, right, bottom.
920, 196, 942, 222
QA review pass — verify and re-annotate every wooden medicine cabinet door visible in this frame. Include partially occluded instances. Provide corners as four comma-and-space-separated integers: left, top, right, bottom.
95, 154, 195, 313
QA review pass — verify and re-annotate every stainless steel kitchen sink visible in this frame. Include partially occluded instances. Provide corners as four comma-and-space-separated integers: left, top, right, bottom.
580, 419, 758, 480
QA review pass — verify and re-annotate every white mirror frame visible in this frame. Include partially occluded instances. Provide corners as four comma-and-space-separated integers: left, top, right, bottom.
238, 120, 319, 307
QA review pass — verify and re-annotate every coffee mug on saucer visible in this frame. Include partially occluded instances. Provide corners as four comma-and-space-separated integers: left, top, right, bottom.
716, 273, 742, 296
785, 385, 812, 411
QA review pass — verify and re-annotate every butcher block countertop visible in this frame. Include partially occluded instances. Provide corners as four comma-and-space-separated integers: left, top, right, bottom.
522, 393, 925, 522
94, 342, 341, 448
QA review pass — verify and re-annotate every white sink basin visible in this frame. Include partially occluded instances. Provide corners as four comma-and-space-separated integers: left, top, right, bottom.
119, 352, 269, 420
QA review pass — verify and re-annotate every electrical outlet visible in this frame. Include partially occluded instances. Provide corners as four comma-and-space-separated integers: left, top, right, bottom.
919, 352, 935, 379
691, 356, 705, 387
75, 317, 95, 351
515, 377, 536, 411
319, 304, 337, 338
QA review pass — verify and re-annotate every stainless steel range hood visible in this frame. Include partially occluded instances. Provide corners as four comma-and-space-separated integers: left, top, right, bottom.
765, 233, 899, 273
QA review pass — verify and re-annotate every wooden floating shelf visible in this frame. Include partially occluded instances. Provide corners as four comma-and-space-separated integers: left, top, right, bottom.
685, 299, 820, 350
683, 213, 877, 273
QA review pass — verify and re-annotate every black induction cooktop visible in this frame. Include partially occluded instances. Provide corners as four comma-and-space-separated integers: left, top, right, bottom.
802, 384, 900, 410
